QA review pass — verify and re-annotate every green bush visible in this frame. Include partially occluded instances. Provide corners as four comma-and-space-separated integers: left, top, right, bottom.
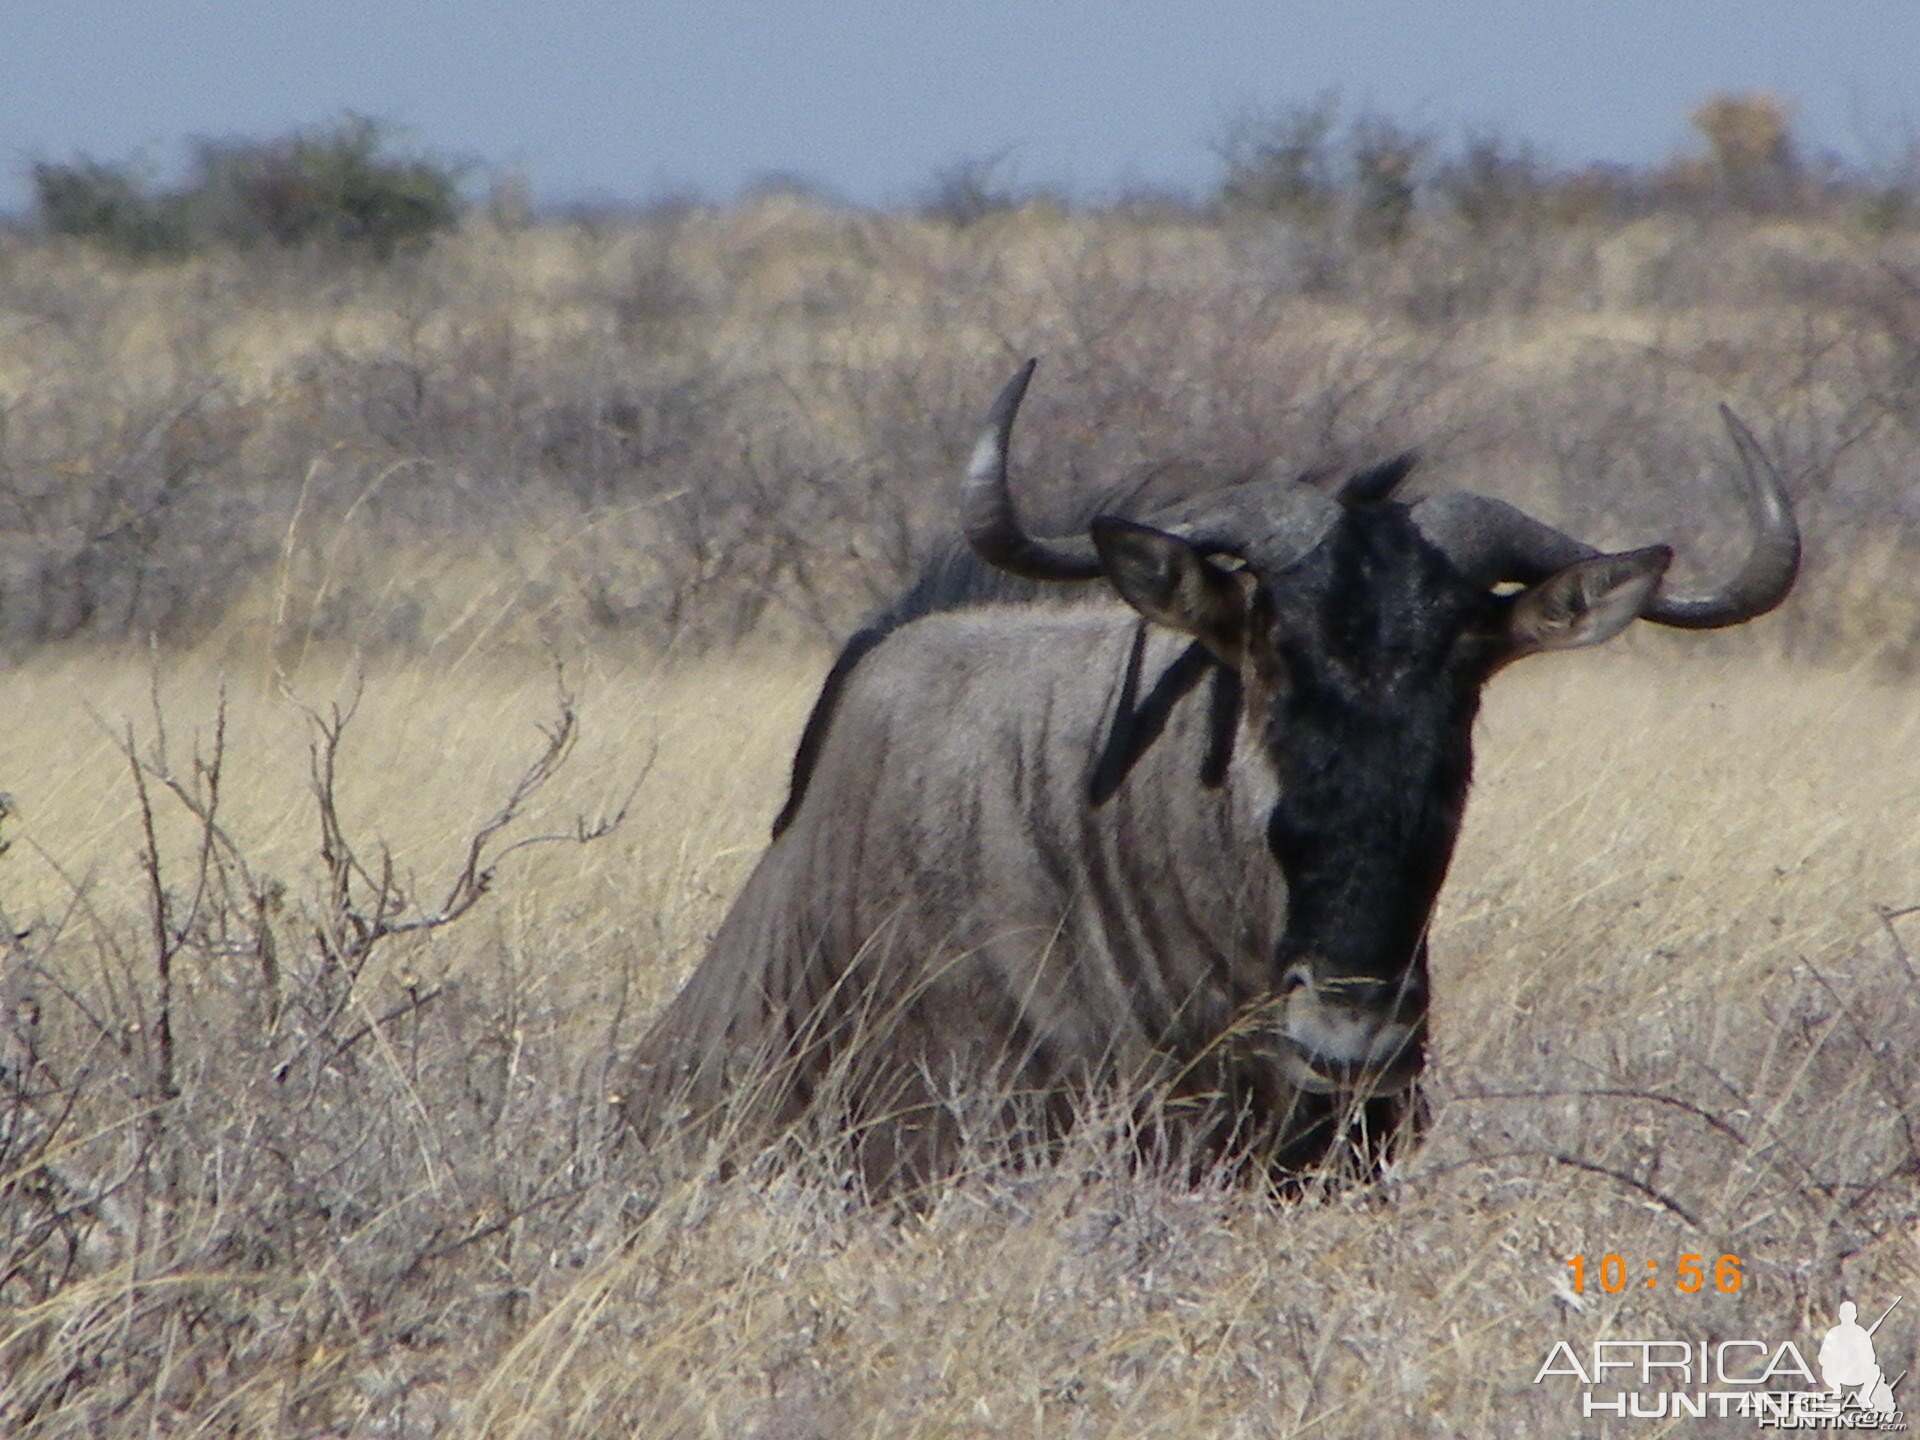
29, 117, 463, 260
192, 116, 463, 256
31, 158, 190, 257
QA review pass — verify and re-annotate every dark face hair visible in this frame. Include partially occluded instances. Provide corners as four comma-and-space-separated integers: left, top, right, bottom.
1250, 506, 1503, 990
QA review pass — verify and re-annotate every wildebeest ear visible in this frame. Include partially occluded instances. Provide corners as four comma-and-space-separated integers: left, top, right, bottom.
1506, 545, 1674, 656
1091, 516, 1247, 662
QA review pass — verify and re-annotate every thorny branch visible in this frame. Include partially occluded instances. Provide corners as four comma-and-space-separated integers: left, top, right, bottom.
296, 672, 641, 976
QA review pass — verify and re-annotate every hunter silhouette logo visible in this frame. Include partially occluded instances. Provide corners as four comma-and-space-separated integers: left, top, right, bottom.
1820, 1299, 1902, 1417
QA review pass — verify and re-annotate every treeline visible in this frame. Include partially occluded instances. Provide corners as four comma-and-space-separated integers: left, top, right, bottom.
23, 92, 1920, 263
6, 95, 1920, 672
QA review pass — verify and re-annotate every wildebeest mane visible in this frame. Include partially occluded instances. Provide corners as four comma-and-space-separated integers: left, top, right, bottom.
770, 542, 1079, 837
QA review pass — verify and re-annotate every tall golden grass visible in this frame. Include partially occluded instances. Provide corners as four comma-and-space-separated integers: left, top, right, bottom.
2, 639, 1915, 1435
2, 200, 1919, 1434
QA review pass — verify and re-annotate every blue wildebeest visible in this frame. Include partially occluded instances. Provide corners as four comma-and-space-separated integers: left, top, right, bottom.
621, 361, 1799, 1194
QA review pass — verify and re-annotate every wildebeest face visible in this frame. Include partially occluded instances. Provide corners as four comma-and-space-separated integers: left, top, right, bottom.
1091, 505, 1672, 1098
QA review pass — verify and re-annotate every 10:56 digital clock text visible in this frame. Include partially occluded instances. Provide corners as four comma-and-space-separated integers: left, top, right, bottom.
1564, 1253, 1743, 1294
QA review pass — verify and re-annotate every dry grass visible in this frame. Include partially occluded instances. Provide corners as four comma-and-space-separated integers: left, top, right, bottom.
6, 198, 1920, 664
0, 637, 1915, 1437
4, 197, 1920, 1433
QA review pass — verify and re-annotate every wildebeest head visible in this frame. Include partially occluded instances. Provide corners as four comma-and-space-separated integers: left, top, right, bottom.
964, 360, 1798, 1103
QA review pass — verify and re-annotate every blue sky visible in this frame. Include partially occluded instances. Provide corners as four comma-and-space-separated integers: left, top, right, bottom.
3, 1, 1917, 215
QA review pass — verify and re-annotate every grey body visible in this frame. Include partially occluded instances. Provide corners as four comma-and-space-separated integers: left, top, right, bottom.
627, 605, 1305, 1186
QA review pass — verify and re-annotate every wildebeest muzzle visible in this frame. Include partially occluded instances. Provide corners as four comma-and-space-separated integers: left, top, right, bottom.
1274, 950, 1428, 1097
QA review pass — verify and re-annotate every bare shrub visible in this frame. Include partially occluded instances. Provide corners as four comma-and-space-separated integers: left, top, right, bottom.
1436, 133, 1551, 237
1213, 95, 1341, 226
1349, 115, 1429, 250
0, 383, 264, 649
0, 677, 637, 1434
918, 149, 1032, 228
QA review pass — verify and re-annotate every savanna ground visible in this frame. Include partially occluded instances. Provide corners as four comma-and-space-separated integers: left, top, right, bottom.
5, 133, 1920, 1435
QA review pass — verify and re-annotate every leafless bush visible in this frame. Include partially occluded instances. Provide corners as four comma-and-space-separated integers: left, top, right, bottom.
918, 149, 1032, 228
0, 383, 264, 649
1213, 96, 1342, 226
0, 678, 638, 1435
1436, 133, 1552, 238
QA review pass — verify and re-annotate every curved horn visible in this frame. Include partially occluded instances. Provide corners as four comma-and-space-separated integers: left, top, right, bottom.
963, 361, 1346, 581
961, 360, 1104, 581
1650, 406, 1800, 629
1410, 406, 1800, 629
